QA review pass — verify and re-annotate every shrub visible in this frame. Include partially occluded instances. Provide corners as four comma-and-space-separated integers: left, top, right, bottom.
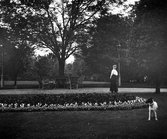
0, 93, 148, 112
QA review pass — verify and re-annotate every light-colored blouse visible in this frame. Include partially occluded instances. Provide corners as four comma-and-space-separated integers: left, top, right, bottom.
110, 69, 118, 78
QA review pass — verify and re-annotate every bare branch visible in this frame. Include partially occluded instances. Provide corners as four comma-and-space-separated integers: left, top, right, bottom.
45, 9, 58, 47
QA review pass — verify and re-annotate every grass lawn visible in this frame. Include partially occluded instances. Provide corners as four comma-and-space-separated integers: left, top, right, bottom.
0, 93, 167, 139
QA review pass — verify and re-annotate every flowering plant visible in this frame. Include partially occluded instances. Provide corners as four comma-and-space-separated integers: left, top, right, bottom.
0, 93, 148, 112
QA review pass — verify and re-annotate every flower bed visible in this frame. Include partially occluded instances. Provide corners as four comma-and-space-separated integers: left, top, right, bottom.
0, 93, 148, 112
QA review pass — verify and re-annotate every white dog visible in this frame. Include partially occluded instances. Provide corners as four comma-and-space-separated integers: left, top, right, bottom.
145, 98, 158, 121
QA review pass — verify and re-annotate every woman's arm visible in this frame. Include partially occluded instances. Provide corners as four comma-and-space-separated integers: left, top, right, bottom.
110, 70, 113, 78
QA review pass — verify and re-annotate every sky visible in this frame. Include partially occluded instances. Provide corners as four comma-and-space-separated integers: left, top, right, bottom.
111, 0, 139, 15
35, 0, 139, 64
34, 48, 75, 64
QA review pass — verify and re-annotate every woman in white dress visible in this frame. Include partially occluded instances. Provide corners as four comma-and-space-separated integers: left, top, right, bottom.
110, 65, 118, 93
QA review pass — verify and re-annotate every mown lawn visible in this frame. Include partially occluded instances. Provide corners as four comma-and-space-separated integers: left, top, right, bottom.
0, 93, 167, 139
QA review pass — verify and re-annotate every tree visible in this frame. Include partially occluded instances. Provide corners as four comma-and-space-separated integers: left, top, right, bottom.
72, 55, 86, 76
81, 14, 130, 81
5, 43, 34, 86
32, 54, 59, 81
0, 26, 34, 87
0, 28, 8, 85
129, 0, 167, 93
0, 1, 35, 86
0, 0, 115, 76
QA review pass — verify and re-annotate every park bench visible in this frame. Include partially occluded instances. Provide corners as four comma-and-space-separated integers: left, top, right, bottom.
41, 80, 56, 89
69, 75, 85, 89
77, 75, 85, 88
69, 76, 79, 89
55, 76, 70, 88
55, 75, 85, 89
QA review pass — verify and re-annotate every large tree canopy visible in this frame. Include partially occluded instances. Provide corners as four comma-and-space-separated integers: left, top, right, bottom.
0, 0, 119, 76
0, 26, 34, 86
81, 14, 130, 80
129, 0, 167, 93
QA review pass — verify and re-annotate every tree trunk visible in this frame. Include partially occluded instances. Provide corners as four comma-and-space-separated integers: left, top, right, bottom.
155, 76, 160, 94
14, 75, 17, 89
155, 82, 160, 94
58, 58, 65, 76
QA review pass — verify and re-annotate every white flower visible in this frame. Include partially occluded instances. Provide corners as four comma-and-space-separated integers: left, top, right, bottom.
3, 103, 7, 107
20, 103, 25, 108
44, 104, 48, 107
89, 103, 92, 106
118, 101, 122, 104
37, 103, 42, 106
14, 103, 18, 108
74, 102, 78, 106
94, 103, 98, 106
70, 103, 74, 106
50, 104, 54, 107
66, 103, 69, 106
103, 102, 107, 105
0, 103, 4, 107
114, 101, 117, 105
100, 103, 104, 106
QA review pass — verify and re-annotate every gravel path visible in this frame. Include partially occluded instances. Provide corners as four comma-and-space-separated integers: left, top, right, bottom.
0, 87, 167, 94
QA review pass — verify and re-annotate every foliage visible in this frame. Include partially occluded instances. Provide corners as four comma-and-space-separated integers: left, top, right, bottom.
64, 55, 86, 77
32, 54, 59, 81
72, 55, 86, 76
0, 93, 147, 112
0, 4, 35, 83
128, 0, 167, 92
81, 14, 131, 81
0, 0, 115, 76
0, 39, 34, 83
65, 63, 73, 76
